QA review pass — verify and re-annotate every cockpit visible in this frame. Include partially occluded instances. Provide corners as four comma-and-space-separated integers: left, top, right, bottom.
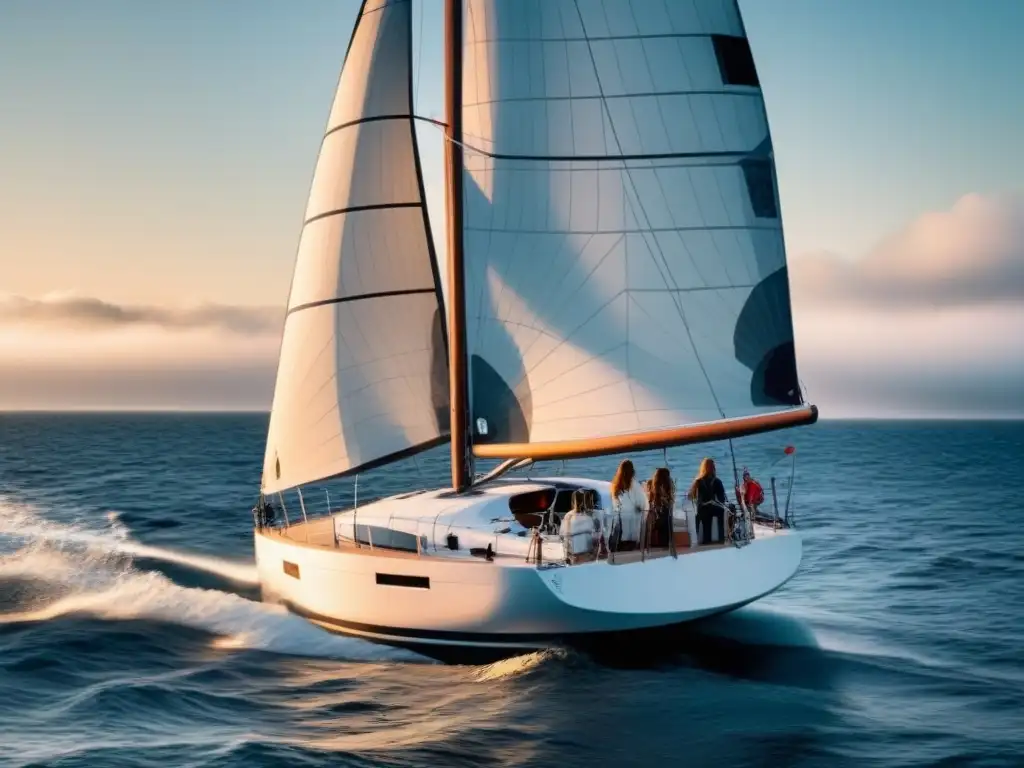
508, 485, 601, 534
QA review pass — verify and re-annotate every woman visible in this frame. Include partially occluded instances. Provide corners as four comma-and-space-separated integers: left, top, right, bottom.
688, 458, 726, 545
609, 459, 647, 550
560, 489, 597, 562
645, 467, 675, 551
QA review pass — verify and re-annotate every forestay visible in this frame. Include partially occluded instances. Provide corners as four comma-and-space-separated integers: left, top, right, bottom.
262, 0, 448, 495
459, 0, 808, 456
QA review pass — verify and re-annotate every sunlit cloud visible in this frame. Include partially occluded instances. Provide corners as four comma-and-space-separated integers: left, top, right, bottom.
0, 292, 282, 335
791, 192, 1024, 417
791, 192, 1024, 309
0, 298, 280, 410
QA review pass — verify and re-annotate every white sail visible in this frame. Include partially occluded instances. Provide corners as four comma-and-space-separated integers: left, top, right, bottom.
459, 0, 807, 453
263, 0, 447, 495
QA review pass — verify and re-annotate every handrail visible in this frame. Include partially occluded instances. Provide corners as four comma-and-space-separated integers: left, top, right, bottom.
770, 478, 781, 530
297, 487, 309, 525
278, 492, 291, 528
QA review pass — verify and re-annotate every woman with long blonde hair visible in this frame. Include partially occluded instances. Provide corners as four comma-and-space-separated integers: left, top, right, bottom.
608, 459, 647, 550
688, 458, 726, 545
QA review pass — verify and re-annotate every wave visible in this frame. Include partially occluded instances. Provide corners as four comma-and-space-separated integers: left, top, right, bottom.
0, 498, 426, 664
0, 570, 423, 662
0, 500, 257, 585
471, 648, 569, 682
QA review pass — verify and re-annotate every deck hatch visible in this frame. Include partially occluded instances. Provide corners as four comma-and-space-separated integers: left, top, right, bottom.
375, 573, 430, 589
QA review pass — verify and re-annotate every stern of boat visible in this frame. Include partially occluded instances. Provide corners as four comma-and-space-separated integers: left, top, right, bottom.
535, 526, 802, 628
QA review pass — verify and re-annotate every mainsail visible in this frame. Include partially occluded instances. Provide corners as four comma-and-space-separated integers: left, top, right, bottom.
262, 0, 448, 495
457, 0, 816, 461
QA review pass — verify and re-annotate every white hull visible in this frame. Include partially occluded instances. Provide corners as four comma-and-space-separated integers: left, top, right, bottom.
254, 478, 801, 657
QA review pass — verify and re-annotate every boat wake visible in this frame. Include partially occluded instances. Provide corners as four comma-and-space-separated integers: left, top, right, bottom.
471, 648, 570, 681
0, 498, 426, 663
0, 499, 258, 584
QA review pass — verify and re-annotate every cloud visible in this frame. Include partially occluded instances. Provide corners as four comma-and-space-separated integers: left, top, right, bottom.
794, 305, 1024, 418
0, 293, 282, 409
3, 193, 1024, 416
0, 292, 282, 335
790, 192, 1024, 418
0, 316, 279, 411
791, 192, 1024, 308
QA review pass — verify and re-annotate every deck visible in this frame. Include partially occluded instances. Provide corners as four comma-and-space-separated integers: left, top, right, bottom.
258, 513, 761, 565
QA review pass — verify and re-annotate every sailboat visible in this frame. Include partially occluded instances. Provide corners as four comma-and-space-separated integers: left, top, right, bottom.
252, 0, 818, 661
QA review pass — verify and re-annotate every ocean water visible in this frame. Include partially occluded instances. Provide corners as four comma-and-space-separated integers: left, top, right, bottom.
0, 414, 1021, 768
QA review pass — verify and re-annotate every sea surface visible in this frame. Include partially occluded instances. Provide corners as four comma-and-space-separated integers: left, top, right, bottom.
1, 414, 1021, 767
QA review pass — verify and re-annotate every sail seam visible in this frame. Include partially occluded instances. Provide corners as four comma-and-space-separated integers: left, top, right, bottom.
304, 202, 420, 226
468, 33, 722, 43
630, 284, 757, 293
463, 225, 777, 234
464, 90, 762, 106
287, 289, 436, 316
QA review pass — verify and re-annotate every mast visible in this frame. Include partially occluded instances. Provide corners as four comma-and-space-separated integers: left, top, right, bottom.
444, 0, 471, 491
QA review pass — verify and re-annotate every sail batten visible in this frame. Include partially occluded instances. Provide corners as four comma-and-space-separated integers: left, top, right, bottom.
287, 288, 438, 318
459, 0, 809, 459
262, 0, 448, 495
456, 149, 747, 162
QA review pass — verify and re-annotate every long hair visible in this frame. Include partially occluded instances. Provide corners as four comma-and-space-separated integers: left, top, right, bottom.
647, 467, 674, 509
688, 457, 716, 500
571, 488, 594, 514
610, 459, 635, 499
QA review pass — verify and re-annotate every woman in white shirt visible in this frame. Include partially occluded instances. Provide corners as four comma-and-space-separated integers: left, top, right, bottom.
559, 489, 597, 562
609, 459, 648, 550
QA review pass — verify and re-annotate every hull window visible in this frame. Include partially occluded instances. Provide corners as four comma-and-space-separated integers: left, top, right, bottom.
376, 573, 430, 589
283, 561, 300, 579
355, 525, 425, 552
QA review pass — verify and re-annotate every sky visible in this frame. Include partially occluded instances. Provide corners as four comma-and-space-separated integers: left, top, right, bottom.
1, 0, 1022, 416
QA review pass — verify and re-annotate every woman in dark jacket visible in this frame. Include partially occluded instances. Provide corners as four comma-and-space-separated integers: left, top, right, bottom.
645, 467, 675, 552
688, 458, 726, 545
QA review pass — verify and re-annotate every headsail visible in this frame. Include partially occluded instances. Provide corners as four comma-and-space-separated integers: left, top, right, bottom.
458, 0, 816, 460
262, 0, 448, 495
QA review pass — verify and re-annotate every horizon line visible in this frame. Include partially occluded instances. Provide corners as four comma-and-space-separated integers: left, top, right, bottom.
1, 408, 1023, 423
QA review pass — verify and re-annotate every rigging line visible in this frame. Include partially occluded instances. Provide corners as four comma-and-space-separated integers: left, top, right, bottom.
728, 437, 740, 490
569, 0, 727, 422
